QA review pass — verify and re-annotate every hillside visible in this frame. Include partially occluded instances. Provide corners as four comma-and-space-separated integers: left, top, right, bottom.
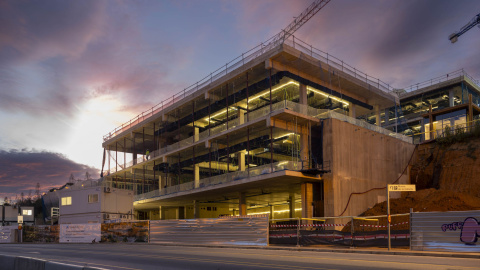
347, 137, 480, 231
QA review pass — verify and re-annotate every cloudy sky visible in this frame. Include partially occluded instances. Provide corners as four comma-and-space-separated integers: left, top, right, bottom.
1, 0, 479, 201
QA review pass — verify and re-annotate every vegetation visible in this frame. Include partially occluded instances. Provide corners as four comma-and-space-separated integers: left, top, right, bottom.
437, 121, 480, 146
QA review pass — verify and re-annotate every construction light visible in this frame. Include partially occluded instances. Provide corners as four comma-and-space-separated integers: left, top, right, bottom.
248, 81, 299, 103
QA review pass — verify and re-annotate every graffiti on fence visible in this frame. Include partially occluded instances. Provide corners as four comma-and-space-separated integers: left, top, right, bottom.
442, 217, 479, 245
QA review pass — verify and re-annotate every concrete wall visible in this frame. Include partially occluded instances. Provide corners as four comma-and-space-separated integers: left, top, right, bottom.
322, 118, 416, 217
101, 189, 134, 215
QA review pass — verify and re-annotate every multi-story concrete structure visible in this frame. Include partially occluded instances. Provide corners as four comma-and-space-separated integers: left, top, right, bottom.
359, 69, 480, 142
58, 180, 134, 224
101, 36, 416, 221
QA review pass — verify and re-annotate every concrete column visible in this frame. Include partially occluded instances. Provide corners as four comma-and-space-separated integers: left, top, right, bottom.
269, 205, 274, 220
449, 89, 455, 107
159, 175, 163, 191
375, 105, 381, 126
237, 152, 245, 171
194, 165, 200, 188
299, 84, 308, 115
300, 130, 309, 166
301, 183, 313, 219
176, 207, 185, 219
348, 102, 356, 118
237, 109, 245, 125
239, 192, 247, 216
193, 200, 200, 219
288, 194, 295, 218
299, 84, 308, 105
194, 127, 199, 142
159, 206, 166, 220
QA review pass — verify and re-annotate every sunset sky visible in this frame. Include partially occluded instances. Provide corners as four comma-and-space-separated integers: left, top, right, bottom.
1, 0, 479, 201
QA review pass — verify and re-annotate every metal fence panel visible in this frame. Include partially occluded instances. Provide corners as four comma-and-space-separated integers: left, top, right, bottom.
150, 215, 268, 246
411, 210, 480, 252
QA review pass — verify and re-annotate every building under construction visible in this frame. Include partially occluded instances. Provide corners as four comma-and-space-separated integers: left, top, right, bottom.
101, 35, 417, 220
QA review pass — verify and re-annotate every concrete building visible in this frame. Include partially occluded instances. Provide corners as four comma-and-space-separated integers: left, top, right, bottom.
58, 180, 134, 224
359, 69, 480, 142
101, 36, 416, 221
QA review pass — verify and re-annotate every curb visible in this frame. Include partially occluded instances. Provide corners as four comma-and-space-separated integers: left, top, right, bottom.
144, 242, 480, 259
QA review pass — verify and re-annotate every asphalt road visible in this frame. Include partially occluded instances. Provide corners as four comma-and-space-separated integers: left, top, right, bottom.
0, 244, 478, 270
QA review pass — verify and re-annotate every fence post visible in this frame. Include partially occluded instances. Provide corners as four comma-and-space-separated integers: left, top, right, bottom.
297, 218, 300, 247
409, 208, 412, 250
351, 217, 354, 247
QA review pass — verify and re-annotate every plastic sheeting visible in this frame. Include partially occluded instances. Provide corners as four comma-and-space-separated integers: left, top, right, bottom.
150, 215, 268, 246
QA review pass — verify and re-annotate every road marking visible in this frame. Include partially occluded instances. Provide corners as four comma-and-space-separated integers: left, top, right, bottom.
44, 259, 142, 270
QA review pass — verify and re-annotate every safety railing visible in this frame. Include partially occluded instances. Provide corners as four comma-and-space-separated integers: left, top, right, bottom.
408, 116, 480, 144
110, 100, 414, 175
403, 69, 479, 93
134, 161, 301, 201
103, 35, 395, 142
112, 101, 324, 173
285, 37, 396, 94
317, 110, 413, 144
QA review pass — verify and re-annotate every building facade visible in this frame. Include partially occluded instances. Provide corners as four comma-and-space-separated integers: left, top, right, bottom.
58, 180, 134, 224
101, 36, 418, 221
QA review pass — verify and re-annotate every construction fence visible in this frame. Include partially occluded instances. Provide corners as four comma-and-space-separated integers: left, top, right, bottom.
269, 214, 410, 247
5, 210, 479, 252
18, 221, 149, 243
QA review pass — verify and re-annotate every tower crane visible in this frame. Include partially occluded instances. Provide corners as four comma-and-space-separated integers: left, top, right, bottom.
449, 13, 480, 43
268, 0, 331, 46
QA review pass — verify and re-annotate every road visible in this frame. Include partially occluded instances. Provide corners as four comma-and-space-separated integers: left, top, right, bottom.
0, 244, 478, 270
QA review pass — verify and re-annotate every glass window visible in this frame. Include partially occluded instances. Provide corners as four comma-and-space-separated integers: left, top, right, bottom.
22, 209, 32, 215
88, 194, 99, 203
61, 196, 72, 206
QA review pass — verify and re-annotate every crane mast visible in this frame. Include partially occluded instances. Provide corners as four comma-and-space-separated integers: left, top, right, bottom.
449, 13, 480, 43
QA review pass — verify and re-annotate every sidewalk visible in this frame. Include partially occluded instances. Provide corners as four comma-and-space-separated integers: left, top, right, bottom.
152, 243, 480, 259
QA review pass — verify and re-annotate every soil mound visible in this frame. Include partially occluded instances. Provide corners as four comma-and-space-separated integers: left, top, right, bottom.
344, 189, 480, 232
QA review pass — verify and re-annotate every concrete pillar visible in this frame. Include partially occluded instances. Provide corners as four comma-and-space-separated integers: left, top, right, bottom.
449, 89, 455, 107
301, 183, 313, 219
348, 102, 356, 118
193, 200, 200, 219
237, 109, 245, 125
375, 105, 381, 126
194, 127, 199, 142
159, 206, 166, 220
299, 84, 307, 105
176, 207, 185, 219
269, 205, 274, 220
159, 175, 163, 191
239, 192, 247, 216
194, 165, 200, 188
288, 194, 295, 218
299, 84, 308, 115
237, 152, 245, 171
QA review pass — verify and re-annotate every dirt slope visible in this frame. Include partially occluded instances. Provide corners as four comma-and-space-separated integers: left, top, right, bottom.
348, 138, 480, 231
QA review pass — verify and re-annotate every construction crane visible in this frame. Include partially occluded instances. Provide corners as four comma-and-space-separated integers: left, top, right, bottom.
268, 0, 331, 46
449, 12, 480, 43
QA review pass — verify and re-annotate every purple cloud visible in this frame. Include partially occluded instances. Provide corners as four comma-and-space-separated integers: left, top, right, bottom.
0, 149, 99, 201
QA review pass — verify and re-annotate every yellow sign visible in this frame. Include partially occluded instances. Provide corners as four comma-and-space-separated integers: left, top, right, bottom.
388, 184, 416, 192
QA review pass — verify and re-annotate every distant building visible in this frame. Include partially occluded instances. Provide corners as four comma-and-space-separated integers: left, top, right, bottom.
57, 179, 134, 224
1, 205, 34, 226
